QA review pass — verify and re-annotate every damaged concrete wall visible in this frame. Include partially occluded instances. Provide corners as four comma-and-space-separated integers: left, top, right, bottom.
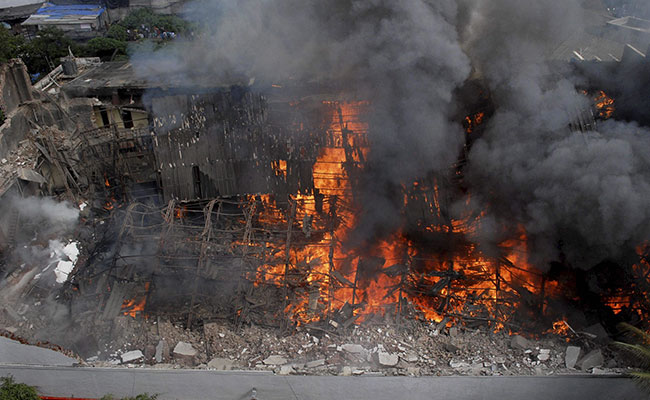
150, 89, 326, 201
0, 59, 96, 159
0, 59, 33, 116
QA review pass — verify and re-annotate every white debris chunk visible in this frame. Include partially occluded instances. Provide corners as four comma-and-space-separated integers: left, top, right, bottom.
377, 352, 399, 367
121, 350, 144, 363
51, 241, 80, 283
173, 342, 198, 357
263, 355, 287, 365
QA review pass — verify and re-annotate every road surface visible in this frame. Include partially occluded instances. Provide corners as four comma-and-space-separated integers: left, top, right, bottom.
0, 365, 645, 400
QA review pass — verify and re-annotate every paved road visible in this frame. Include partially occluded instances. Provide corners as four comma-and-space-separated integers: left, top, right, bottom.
0, 365, 646, 400
0, 336, 76, 366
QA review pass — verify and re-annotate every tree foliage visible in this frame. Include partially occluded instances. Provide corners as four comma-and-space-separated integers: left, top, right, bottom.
21, 27, 79, 76
0, 26, 25, 63
119, 8, 191, 34
107, 24, 128, 41
0, 376, 40, 400
0, 7, 193, 77
616, 323, 650, 393
84, 37, 127, 60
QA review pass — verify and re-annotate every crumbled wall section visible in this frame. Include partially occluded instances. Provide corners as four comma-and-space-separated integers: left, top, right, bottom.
0, 59, 33, 117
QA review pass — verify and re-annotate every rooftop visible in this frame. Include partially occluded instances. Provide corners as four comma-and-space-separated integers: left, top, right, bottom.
607, 16, 650, 35
61, 61, 237, 98
22, 2, 105, 25
0, 1, 43, 22
550, 0, 650, 62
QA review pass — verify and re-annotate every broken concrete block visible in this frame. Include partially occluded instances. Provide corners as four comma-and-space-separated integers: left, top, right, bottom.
341, 344, 365, 353
578, 349, 604, 371
305, 359, 326, 368
263, 355, 287, 365
340, 366, 352, 376
449, 360, 470, 369
402, 351, 418, 363
279, 365, 295, 375
377, 352, 399, 367
155, 340, 169, 363
173, 342, 197, 357
565, 346, 581, 369
443, 343, 460, 353
537, 349, 551, 362
208, 357, 235, 370
584, 324, 609, 341
510, 335, 530, 350
121, 350, 143, 364
173, 342, 197, 366
144, 344, 156, 363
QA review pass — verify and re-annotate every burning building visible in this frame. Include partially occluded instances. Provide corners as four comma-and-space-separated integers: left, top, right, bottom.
0, 0, 649, 376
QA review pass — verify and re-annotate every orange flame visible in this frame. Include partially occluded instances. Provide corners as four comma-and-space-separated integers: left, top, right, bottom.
121, 282, 150, 318
175, 206, 187, 219
595, 90, 615, 119
247, 99, 642, 334
464, 112, 486, 134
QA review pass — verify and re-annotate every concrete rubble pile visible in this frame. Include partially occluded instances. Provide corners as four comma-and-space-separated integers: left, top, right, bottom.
85, 318, 629, 377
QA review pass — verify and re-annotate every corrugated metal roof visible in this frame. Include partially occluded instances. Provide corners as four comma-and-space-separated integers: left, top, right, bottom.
22, 2, 105, 25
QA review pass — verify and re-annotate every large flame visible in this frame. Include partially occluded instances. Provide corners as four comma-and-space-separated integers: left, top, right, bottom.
246, 99, 640, 334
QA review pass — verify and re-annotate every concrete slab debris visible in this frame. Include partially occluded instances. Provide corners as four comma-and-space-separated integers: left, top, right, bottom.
173, 342, 197, 357
377, 352, 399, 367
121, 350, 143, 364
565, 346, 581, 369
341, 344, 365, 353
579, 349, 604, 371
510, 335, 530, 350
207, 357, 235, 370
263, 355, 287, 365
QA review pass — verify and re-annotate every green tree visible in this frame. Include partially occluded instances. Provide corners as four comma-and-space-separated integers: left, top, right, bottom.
107, 24, 128, 41
0, 376, 39, 400
21, 27, 79, 76
119, 8, 191, 36
0, 26, 25, 63
616, 323, 650, 392
120, 8, 157, 31
84, 37, 127, 60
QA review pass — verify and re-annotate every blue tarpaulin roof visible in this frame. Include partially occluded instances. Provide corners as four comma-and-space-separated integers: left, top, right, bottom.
22, 2, 105, 24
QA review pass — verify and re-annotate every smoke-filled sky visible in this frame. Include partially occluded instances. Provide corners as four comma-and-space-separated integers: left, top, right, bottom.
132, 0, 650, 270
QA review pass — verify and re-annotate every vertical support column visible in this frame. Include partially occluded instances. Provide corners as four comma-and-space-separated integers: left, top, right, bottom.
351, 258, 361, 308
186, 199, 219, 330
396, 247, 410, 329
326, 196, 338, 316
282, 198, 296, 330
495, 262, 501, 327
235, 199, 257, 329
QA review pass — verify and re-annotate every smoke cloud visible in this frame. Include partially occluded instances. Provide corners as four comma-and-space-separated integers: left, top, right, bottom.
131, 0, 650, 270
1, 196, 80, 283
458, 0, 650, 269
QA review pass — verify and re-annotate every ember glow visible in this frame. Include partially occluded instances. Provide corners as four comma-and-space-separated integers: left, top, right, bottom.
464, 112, 485, 134
595, 90, 615, 119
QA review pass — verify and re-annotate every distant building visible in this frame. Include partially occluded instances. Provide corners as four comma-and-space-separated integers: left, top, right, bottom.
127, 0, 188, 15
0, 0, 43, 33
21, 2, 109, 40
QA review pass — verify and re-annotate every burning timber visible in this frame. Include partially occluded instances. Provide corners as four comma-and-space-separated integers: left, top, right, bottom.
0, 56, 648, 374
